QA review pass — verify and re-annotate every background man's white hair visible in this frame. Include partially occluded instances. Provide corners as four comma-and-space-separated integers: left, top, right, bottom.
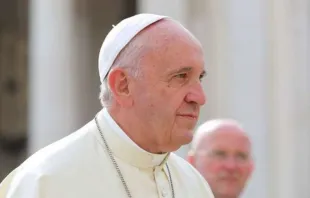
191, 119, 245, 153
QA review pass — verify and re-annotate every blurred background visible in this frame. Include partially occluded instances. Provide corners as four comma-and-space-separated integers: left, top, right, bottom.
0, 0, 309, 198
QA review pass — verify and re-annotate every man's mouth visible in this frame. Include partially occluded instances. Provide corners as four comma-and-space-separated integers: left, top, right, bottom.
177, 114, 198, 119
221, 176, 239, 182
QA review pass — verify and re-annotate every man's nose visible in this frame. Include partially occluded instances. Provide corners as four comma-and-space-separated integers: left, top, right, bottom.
223, 157, 238, 170
185, 82, 206, 105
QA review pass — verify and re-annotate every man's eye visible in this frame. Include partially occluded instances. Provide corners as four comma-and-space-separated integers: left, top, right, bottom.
168, 73, 190, 87
175, 73, 188, 79
199, 74, 205, 81
212, 150, 227, 158
236, 152, 249, 161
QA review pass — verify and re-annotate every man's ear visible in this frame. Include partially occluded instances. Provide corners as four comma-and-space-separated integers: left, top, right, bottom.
187, 150, 195, 166
107, 68, 133, 107
248, 157, 255, 176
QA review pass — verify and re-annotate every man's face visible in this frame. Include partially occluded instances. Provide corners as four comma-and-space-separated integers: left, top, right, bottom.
130, 23, 206, 153
195, 129, 253, 198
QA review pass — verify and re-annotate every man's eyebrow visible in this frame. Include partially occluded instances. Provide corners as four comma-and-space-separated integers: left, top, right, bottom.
167, 67, 193, 76
166, 66, 207, 78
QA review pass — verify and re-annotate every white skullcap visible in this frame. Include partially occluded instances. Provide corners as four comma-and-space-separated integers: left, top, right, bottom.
98, 13, 169, 83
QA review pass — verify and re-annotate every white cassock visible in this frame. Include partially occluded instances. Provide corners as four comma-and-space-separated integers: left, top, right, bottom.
0, 109, 214, 198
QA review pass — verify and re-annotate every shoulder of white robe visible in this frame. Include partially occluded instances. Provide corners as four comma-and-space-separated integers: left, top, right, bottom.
0, 169, 18, 197
168, 153, 215, 197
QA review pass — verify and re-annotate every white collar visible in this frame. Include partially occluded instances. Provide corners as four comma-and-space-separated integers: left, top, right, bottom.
102, 108, 143, 150
98, 108, 169, 168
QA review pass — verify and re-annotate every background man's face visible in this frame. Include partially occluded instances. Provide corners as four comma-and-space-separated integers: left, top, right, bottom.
195, 129, 253, 197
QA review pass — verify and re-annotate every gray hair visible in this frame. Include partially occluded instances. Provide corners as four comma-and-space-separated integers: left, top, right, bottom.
99, 38, 145, 107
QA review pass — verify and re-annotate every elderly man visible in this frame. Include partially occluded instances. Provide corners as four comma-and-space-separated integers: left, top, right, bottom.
0, 14, 214, 198
187, 119, 254, 198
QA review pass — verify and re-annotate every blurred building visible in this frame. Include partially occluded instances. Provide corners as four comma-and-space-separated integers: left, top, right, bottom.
0, 0, 28, 181
0, 0, 309, 198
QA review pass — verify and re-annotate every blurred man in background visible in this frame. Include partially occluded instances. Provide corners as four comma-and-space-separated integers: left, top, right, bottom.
187, 119, 254, 198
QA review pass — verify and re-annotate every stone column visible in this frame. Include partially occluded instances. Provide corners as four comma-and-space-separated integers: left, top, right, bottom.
226, 1, 269, 198
0, 0, 29, 180
137, 0, 189, 26
28, 0, 127, 154
267, 0, 310, 197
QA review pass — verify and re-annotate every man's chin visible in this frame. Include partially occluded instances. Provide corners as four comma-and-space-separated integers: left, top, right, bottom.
179, 132, 194, 144
166, 135, 193, 152
217, 187, 240, 198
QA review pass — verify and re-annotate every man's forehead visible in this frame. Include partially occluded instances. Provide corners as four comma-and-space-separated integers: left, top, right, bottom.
209, 127, 248, 139
128, 19, 205, 78
140, 51, 205, 78
193, 120, 251, 151
145, 43, 205, 75
139, 20, 204, 56
203, 131, 251, 152
206, 128, 250, 145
